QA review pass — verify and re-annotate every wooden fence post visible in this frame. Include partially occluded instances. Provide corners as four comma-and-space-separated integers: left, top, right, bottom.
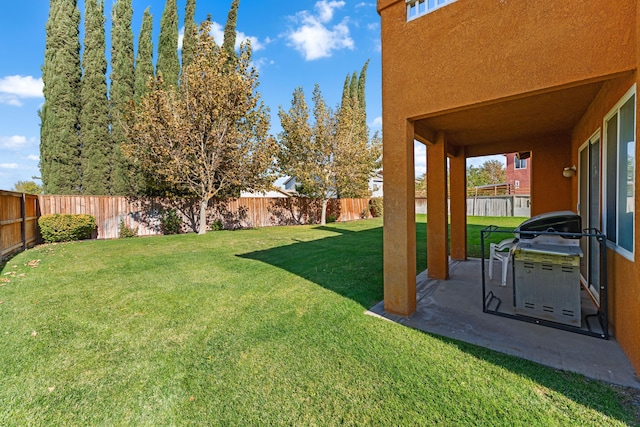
21, 193, 27, 251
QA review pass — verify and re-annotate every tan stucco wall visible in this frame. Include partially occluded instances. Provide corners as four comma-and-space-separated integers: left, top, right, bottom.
528, 135, 574, 215
570, 73, 640, 372
379, 0, 636, 119
379, 0, 640, 373
383, 119, 417, 315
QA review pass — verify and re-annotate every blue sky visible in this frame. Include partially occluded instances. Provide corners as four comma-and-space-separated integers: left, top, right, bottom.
0, 0, 499, 191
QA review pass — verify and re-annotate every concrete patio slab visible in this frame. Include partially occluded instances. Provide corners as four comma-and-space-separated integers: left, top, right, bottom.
367, 258, 640, 389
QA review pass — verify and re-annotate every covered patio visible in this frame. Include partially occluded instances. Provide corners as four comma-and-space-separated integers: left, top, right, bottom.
369, 259, 639, 388
379, 0, 640, 376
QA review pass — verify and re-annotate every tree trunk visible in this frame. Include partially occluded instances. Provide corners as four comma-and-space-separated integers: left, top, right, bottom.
321, 198, 328, 225
198, 197, 208, 234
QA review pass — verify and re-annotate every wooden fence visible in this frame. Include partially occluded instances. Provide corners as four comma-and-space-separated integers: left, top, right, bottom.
0, 190, 39, 262
415, 195, 530, 217
38, 195, 373, 240
467, 195, 530, 217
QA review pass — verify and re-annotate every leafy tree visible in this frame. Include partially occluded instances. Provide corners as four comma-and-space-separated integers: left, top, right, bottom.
13, 180, 44, 194
157, 0, 180, 87
124, 19, 276, 235
181, 0, 196, 68
483, 159, 506, 184
415, 173, 426, 196
134, 7, 154, 103
278, 78, 380, 225
40, 0, 82, 194
335, 61, 380, 199
467, 159, 506, 189
110, 0, 135, 194
80, 0, 110, 195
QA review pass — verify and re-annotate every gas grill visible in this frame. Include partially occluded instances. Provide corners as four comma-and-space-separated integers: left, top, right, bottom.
512, 211, 583, 326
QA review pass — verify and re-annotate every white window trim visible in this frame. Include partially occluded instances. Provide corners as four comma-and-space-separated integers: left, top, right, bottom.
406, 0, 457, 22
514, 157, 527, 169
603, 84, 636, 261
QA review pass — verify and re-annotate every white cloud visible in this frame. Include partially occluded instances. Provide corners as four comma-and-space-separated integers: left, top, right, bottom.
211, 22, 266, 52
467, 154, 506, 168
0, 75, 43, 97
414, 141, 426, 177
251, 57, 274, 72
367, 22, 379, 30
370, 116, 382, 129
0, 135, 28, 150
286, 1, 354, 61
178, 28, 185, 50
0, 75, 43, 106
315, 1, 345, 23
0, 97, 23, 107
0, 163, 19, 169
26, 154, 40, 161
179, 23, 266, 53
373, 37, 381, 52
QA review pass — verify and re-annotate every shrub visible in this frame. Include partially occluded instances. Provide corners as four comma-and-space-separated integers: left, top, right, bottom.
326, 214, 337, 223
369, 197, 383, 217
39, 214, 97, 243
210, 219, 224, 231
118, 220, 138, 238
160, 209, 182, 235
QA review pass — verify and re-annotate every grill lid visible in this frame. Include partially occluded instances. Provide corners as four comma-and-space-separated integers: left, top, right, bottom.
516, 210, 582, 240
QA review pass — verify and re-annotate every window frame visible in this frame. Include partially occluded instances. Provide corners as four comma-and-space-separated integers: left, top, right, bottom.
603, 84, 636, 261
514, 157, 527, 169
406, 0, 457, 21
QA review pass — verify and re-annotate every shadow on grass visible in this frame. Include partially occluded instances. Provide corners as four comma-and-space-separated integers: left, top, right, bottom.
238, 224, 384, 309
239, 219, 515, 309
239, 221, 638, 424
430, 332, 640, 425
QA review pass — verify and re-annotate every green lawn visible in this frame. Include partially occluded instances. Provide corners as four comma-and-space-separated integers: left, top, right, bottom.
0, 218, 638, 425
415, 214, 525, 272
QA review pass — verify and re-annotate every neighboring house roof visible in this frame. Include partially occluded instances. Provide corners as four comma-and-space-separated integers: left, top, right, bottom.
280, 171, 384, 198
240, 189, 291, 198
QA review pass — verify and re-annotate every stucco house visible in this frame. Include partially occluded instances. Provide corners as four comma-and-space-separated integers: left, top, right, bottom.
378, 0, 639, 374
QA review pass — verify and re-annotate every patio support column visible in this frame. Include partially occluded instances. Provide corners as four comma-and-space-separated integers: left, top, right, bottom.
450, 147, 467, 260
426, 131, 449, 279
383, 118, 417, 316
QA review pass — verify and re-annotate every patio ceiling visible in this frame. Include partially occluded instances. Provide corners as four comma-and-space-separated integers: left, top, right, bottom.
414, 81, 605, 150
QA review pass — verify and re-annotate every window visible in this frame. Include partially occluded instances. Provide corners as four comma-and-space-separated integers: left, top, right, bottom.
407, 0, 456, 21
514, 157, 527, 169
604, 86, 635, 257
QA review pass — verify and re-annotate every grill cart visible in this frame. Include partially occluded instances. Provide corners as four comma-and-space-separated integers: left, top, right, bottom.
482, 211, 608, 339
513, 212, 583, 326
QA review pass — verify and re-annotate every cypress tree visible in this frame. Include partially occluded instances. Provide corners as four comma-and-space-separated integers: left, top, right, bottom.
222, 0, 239, 56
357, 60, 369, 115
341, 74, 350, 107
182, 0, 196, 68
349, 72, 358, 101
134, 7, 154, 102
110, 0, 135, 194
39, 0, 82, 194
80, 0, 111, 195
157, 0, 180, 87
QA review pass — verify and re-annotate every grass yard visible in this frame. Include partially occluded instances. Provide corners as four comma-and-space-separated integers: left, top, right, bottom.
415, 214, 525, 272
0, 217, 638, 425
